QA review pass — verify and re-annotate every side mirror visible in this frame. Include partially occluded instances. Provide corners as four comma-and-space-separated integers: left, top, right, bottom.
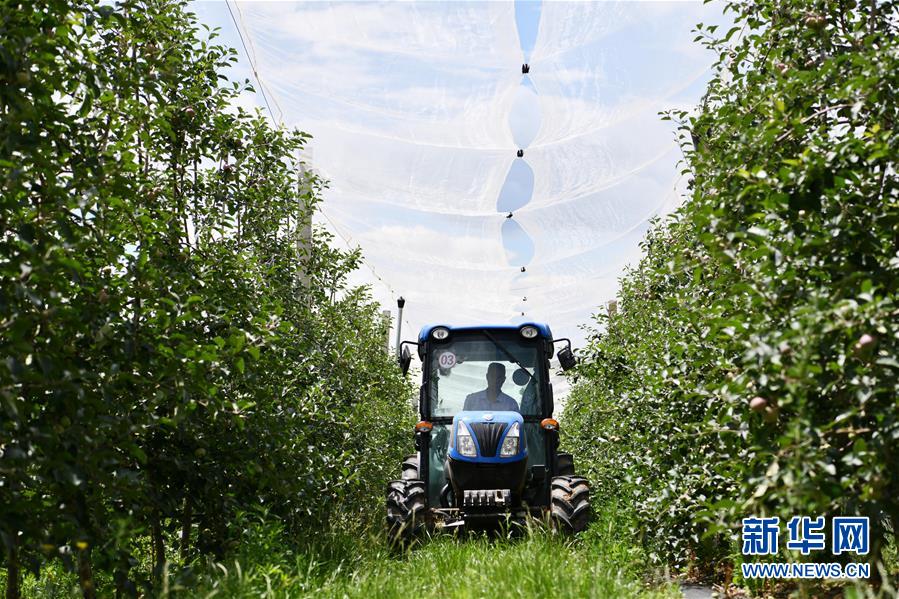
557, 346, 577, 371
552, 338, 578, 371
398, 345, 412, 376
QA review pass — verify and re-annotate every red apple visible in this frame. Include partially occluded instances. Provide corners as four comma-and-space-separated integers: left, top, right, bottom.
854, 333, 875, 351
853, 333, 877, 360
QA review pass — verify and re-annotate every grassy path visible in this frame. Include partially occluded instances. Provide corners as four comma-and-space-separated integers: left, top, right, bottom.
9, 512, 687, 597
179, 518, 683, 599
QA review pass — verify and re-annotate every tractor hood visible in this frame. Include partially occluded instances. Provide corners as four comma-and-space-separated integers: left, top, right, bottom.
448, 411, 526, 464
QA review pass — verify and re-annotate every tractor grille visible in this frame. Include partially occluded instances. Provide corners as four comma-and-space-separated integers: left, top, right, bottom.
469, 422, 506, 457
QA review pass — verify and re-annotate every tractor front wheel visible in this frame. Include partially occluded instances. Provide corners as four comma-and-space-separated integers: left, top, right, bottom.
400, 453, 419, 480
550, 475, 590, 533
386, 479, 426, 546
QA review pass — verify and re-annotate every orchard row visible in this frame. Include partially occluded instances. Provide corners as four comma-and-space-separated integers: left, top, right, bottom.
0, 2, 413, 596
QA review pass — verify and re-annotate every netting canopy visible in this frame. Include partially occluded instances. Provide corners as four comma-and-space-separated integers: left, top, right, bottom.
219, 0, 729, 352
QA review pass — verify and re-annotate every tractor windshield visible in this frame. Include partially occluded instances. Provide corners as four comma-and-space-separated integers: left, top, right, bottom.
427, 332, 543, 417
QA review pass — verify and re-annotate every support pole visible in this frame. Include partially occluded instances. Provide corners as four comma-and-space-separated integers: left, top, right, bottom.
381, 310, 391, 353
607, 299, 618, 316
395, 296, 405, 359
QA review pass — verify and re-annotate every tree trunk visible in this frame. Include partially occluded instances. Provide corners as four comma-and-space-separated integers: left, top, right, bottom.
77, 548, 96, 599
179, 494, 192, 560
866, 512, 888, 589
5, 540, 20, 599
151, 513, 165, 582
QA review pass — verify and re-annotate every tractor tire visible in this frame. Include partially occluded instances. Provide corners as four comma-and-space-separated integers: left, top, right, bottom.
401, 453, 419, 480
557, 452, 575, 476
386, 479, 426, 546
550, 475, 590, 533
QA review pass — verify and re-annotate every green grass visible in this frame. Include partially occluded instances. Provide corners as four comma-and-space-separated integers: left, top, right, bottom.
3, 506, 680, 598
6, 504, 897, 598
163, 504, 679, 599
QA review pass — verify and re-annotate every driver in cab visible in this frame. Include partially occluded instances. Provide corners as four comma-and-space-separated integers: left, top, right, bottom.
463, 362, 520, 413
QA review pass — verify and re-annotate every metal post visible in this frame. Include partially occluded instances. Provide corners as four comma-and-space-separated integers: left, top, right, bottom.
395, 296, 405, 359
381, 309, 391, 353
296, 161, 313, 293
607, 299, 618, 316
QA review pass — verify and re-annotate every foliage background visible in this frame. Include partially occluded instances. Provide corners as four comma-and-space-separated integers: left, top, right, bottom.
1, 0, 413, 595
564, 0, 899, 580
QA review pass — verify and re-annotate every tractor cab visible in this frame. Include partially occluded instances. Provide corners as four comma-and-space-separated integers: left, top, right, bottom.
387, 323, 589, 543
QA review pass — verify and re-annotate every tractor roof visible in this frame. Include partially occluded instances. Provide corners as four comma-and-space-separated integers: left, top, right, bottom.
418, 323, 554, 344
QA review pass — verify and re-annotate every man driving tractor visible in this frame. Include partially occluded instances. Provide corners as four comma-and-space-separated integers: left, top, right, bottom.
462, 362, 520, 413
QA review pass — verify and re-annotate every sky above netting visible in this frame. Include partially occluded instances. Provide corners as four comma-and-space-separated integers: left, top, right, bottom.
192, 1, 730, 365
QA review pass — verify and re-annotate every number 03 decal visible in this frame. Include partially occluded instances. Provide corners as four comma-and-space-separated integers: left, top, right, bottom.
438, 352, 456, 369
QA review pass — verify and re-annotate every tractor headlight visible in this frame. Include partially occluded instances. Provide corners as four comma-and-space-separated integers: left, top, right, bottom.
500, 422, 520, 457
456, 422, 477, 457
520, 325, 539, 339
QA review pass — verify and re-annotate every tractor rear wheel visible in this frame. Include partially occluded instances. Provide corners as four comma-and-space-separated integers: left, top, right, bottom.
386, 479, 426, 546
550, 475, 590, 533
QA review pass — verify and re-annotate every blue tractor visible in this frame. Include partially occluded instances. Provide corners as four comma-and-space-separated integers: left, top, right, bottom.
387, 323, 589, 543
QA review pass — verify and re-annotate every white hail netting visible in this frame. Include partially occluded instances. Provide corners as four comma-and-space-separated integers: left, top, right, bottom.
234, 1, 727, 352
